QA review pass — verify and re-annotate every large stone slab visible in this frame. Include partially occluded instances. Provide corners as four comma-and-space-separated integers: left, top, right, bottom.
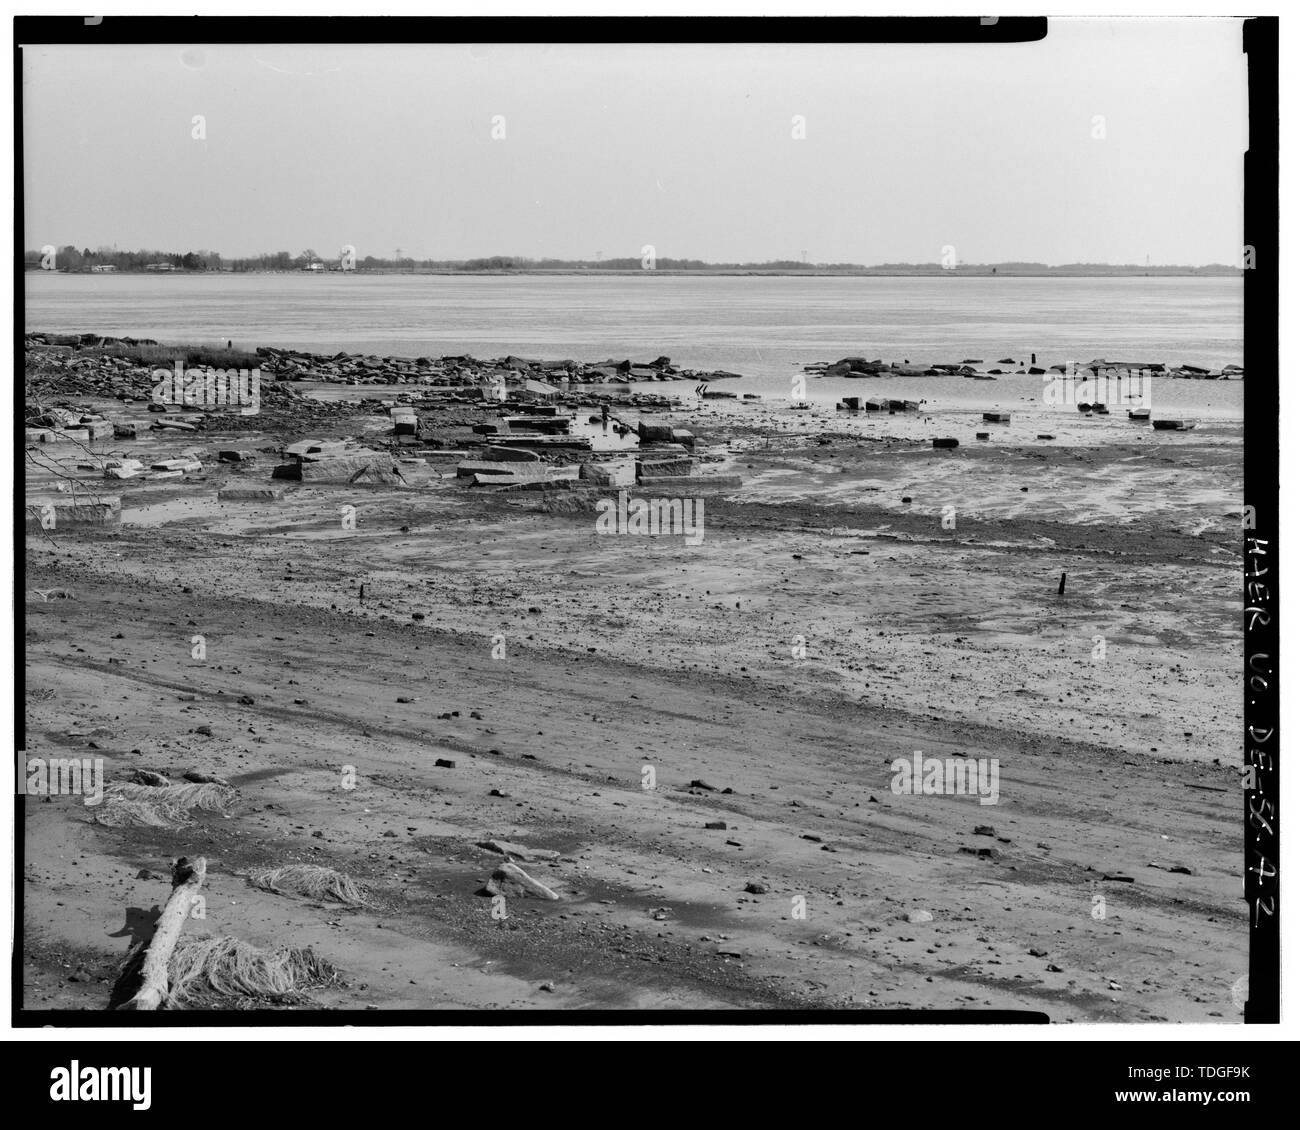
151, 459, 202, 472
26, 495, 122, 528
272, 454, 405, 484
470, 465, 579, 488
482, 446, 542, 462
580, 459, 636, 487
629, 474, 741, 490
637, 457, 695, 480
638, 421, 675, 442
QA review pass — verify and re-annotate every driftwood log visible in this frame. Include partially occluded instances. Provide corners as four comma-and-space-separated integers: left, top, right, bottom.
117, 856, 207, 1011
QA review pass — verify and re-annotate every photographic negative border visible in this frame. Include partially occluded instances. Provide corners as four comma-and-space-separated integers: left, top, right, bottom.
12, 13, 1276, 1028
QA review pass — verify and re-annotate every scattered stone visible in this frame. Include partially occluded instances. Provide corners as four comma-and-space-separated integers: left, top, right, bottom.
127, 769, 170, 787
434, 758, 456, 769
744, 881, 768, 895
218, 487, 283, 501
704, 820, 727, 830
182, 770, 229, 785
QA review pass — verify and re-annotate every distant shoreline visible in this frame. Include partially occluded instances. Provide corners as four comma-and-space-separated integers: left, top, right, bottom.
29, 267, 1242, 279
22, 263, 1237, 279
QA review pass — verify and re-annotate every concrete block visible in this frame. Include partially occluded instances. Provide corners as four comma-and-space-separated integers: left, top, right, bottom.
272, 454, 404, 484
470, 466, 579, 488
26, 495, 122, 528
482, 446, 542, 462
580, 459, 636, 487
150, 459, 202, 472
637, 457, 695, 480
638, 421, 675, 442
629, 475, 741, 490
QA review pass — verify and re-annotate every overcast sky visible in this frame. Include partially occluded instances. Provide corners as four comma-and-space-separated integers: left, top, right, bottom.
22, 18, 1247, 264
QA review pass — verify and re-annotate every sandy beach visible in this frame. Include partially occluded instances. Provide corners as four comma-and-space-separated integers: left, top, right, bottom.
22, 345, 1246, 1019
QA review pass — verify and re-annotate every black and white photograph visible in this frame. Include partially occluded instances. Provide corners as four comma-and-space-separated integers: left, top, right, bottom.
12, 9, 1282, 1067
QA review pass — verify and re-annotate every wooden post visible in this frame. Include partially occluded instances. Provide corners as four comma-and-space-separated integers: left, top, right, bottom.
1058, 572, 1067, 596
117, 856, 206, 1011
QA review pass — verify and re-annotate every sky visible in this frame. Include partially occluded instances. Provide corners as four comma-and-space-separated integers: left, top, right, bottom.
21, 18, 1248, 265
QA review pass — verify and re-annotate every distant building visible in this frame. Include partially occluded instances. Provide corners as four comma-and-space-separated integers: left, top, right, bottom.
144, 262, 179, 272
301, 261, 325, 272
90, 264, 117, 273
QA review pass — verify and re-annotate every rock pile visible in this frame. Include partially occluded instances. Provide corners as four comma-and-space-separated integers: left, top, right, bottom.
251, 346, 740, 387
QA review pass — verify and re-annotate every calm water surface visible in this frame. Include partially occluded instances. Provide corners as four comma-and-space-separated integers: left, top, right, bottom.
26, 273, 1243, 418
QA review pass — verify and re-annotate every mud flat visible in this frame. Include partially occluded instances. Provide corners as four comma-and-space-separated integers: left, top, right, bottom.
22, 361, 1245, 1018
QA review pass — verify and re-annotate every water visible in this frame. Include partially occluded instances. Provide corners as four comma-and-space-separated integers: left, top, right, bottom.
26, 272, 1242, 415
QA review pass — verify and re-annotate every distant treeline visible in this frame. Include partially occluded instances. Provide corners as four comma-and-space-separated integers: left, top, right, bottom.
24, 247, 1242, 276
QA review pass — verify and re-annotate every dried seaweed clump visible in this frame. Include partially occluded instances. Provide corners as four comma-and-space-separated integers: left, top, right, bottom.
165, 935, 339, 1006
246, 864, 371, 907
93, 781, 236, 828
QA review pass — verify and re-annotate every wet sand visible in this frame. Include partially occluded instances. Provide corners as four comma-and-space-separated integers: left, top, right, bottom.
22, 388, 1246, 1018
